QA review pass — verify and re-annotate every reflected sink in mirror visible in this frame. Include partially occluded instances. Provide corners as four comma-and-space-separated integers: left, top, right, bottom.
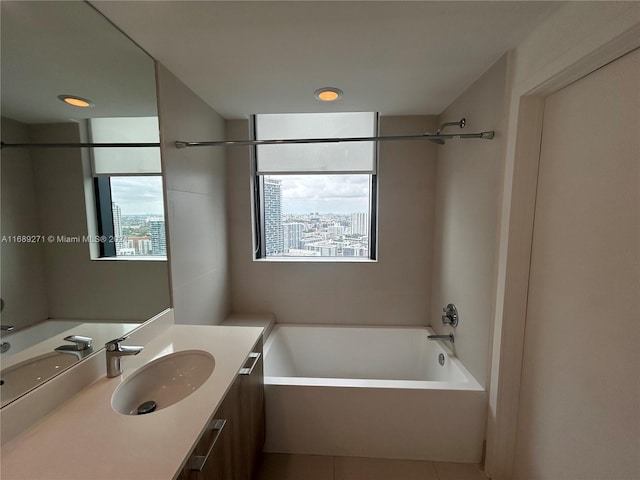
112, 351, 215, 415
1, 0, 171, 409
0, 352, 78, 407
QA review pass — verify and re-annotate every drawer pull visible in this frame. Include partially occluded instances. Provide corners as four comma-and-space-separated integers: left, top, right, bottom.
239, 352, 261, 376
189, 419, 226, 472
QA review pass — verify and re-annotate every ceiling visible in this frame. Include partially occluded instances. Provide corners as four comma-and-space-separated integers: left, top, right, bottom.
0, 1, 157, 124
91, 1, 563, 119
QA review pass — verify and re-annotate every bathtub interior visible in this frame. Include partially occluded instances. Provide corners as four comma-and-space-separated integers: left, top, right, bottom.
264, 324, 481, 389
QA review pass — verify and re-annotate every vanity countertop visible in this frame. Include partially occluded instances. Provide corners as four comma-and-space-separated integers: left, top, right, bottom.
0, 324, 264, 480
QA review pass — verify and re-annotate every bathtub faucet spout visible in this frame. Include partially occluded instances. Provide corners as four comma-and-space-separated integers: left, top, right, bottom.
427, 334, 454, 343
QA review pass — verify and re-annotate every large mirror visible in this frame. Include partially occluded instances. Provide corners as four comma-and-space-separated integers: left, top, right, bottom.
0, 1, 171, 407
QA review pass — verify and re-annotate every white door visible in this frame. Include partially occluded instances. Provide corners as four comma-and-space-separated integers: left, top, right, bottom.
513, 49, 640, 479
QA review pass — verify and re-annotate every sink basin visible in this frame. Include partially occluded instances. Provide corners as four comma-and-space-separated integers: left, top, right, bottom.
1, 352, 78, 407
111, 350, 214, 415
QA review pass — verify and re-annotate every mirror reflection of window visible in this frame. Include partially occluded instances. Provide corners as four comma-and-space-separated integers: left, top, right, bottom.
88, 117, 166, 259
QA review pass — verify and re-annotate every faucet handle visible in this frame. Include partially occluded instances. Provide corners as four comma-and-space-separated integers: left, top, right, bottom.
441, 303, 459, 328
105, 336, 128, 351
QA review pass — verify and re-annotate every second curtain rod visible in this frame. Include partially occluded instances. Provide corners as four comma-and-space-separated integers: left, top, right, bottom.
175, 130, 494, 148
175, 117, 494, 148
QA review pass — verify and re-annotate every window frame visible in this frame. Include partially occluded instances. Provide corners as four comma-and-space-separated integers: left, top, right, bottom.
93, 176, 117, 258
251, 113, 379, 261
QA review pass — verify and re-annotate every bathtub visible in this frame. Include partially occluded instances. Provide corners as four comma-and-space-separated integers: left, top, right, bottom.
263, 324, 486, 463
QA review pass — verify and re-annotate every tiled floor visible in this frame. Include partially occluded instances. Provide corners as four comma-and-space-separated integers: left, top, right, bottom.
256, 454, 488, 480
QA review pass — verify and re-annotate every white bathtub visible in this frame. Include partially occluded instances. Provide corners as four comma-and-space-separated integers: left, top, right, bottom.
263, 324, 486, 463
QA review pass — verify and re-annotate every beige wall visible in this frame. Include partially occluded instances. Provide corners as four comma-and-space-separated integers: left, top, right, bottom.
227, 116, 437, 326
511, 2, 640, 93
430, 55, 509, 389
156, 63, 230, 325
0, 118, 49, 329
486, 4, 640, 478
513, 49, 639, 480
1, 118, 170, 324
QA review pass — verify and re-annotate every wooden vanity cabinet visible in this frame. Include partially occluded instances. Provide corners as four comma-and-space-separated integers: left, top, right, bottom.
177, 339, 264, 480
237, 344, 265, 480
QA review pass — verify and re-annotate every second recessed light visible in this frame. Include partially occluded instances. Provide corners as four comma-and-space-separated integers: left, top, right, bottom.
314, 87, 343, 102
58, 95, 94, 108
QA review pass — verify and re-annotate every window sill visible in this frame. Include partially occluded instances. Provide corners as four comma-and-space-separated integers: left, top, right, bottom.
253, 257, 377, 263
92, 256, 167, 262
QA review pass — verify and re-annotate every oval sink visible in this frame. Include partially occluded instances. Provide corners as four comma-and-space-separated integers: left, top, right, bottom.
1, 352, 78, 407
111, 350, 214, 415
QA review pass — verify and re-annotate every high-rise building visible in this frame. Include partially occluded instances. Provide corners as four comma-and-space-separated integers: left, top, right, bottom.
343, 245, 368, 257
264, 178, 283, 255
138, 238, 152, 255
283, 222, 304, 251
126, 236, 152, 255
150, 220, 167, 256
111, 202, 124, 253
305, 241, 337, 256
327, 224, 345, 237
351, 212, 368, 236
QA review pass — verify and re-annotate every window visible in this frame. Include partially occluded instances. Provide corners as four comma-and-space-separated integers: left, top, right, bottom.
89, 117, 166, 259
253, 112, 378, 260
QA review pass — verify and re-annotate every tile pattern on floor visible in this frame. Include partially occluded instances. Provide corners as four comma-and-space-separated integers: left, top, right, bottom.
255, 454, 488, 480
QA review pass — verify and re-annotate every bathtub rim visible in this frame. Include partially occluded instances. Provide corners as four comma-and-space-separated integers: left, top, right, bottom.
263, 323, 484, 392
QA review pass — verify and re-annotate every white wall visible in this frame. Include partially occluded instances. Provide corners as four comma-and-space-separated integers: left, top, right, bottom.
430, 55, 509, 389
511, 1, 640, 92
486, 3, 640, 479
0, 117, 170, 325
156, 63, 230, 325
512, 48, 639, 480
227, 116, 437, 326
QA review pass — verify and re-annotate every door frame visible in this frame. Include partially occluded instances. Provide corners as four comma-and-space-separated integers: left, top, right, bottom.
484, 20, 640, 480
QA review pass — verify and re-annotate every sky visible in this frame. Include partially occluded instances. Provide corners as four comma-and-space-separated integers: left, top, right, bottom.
274, 175, 370, 214
108, 174, 370, 216
110, 176, 164, 215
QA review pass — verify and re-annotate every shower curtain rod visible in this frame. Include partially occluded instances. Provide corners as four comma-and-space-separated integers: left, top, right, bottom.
174, 130, 494, 148
0, 141, 161, 149
0, 119, 494, 149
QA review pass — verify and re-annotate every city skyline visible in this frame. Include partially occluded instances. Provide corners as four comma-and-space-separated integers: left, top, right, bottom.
263, 178, 370, 258
111, 201, 166, 256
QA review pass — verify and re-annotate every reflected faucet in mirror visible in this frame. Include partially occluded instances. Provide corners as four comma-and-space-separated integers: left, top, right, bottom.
0, 323, 14, 354
0, 0, 171, 408
55, 335, 94, 360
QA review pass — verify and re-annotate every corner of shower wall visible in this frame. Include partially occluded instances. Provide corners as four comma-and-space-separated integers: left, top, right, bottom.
429, 55, 511, 390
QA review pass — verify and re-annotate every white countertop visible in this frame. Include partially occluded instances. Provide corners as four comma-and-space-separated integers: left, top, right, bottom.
0, 324, 264, 480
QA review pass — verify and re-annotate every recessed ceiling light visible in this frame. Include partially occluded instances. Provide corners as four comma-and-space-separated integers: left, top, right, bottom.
58, 95, 94, 108
314, 87, 343, 102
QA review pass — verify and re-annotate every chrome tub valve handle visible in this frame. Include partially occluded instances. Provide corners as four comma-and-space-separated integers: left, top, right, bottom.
441, 303, 459, 328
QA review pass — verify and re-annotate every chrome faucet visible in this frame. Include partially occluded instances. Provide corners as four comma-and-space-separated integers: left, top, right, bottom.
105, 337, 143, 377
428, 333, 455, 343
56, 335, 93, 351
0, 325, 14, 332
55, 335, 94, 359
